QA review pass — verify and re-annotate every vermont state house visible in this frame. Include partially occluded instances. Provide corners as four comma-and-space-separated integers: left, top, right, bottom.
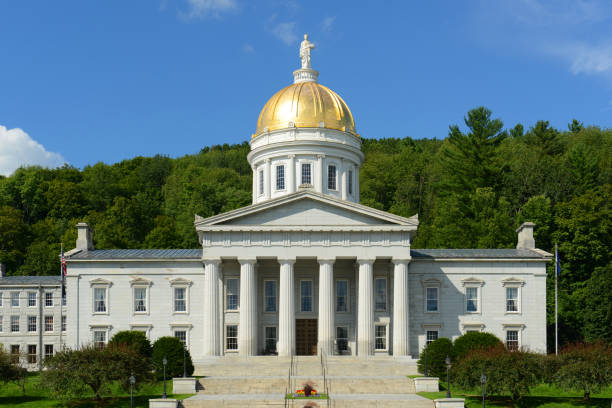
56, 38, 551, 363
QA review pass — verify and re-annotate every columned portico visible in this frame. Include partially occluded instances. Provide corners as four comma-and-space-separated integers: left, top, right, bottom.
392, 258, 410, 356
203, 258, 221, 356
278, 258, 296, 356
238, 258, 257, 356
317, 257, 335, 355
357, 258, 375, 356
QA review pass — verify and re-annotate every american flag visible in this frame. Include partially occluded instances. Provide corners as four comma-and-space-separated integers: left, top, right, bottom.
61, 250, 67, 277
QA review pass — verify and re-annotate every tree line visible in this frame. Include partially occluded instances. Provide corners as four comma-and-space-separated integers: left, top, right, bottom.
0, 107, 610, 349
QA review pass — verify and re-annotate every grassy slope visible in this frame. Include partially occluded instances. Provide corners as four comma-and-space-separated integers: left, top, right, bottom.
0, 373, 193, 408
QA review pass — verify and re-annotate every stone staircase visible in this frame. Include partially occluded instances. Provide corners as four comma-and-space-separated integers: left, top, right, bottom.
182, 356, 434, 407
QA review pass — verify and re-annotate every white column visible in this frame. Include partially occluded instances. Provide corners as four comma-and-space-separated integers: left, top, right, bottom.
341, 159, 347, 200
355, 166, 360, 203
316, 154, 324, 193
357, 258, 375, 357
251, 165, 257, 204
264, 158, 271, 200
318, 258, 335, 356
392, 259, 410, 356
204, 259, 221, 356
278, 258, 296, 356
288, 154, 296, 193
239, 258, 257, 356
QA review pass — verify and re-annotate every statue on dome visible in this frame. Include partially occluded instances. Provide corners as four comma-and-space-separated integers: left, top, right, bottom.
300, 34, 315, 69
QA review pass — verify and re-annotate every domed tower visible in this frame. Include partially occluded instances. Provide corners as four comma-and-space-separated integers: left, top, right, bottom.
248, 34, 364, 204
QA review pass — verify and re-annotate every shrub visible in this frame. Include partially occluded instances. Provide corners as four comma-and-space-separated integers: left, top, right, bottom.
108, 330, 153, 358
553, 342, 612, 400
452, 331, 502, 359
152, 336, 194, 379
0, 348, 26, 395
452, 344, 544, 401
417, 337, 453, 378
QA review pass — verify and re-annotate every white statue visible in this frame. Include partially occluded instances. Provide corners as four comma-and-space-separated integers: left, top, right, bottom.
300, 34, 315, 69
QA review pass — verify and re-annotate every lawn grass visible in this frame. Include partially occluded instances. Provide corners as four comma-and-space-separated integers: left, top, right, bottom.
0, 372, 194, 407
417, 383, 612, 407
285, 393, 329, 400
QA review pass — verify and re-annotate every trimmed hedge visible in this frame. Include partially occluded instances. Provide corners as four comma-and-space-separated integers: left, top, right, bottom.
452, 331, 502, 359
152, 336, 194, 379
108, 330, 153, 358
417, 337, 453, 378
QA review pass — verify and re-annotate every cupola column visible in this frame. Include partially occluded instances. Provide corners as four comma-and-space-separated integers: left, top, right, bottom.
316, 154, 325, 194
355, 166, 360, 203
341, 159, 348, 200
264, 159, 271, 200
288, 154, 296, 193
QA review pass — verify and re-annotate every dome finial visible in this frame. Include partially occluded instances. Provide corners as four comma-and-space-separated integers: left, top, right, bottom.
294, 34, 319, 83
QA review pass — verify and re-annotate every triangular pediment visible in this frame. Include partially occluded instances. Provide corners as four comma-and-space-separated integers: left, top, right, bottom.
195, 191, 418, 229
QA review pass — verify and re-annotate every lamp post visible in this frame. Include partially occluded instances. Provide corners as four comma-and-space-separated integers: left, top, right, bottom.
480, 373, 487, 408
424, 345, 429, 376
445, 355, 452, 398
129, 373, 135, 408
183, 346, 187, 378
162, 356, 168, 399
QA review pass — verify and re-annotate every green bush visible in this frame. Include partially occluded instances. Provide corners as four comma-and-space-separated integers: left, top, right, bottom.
108, 330, 153, 358
452, 331, 502, 359
152, 337, 194, 379
452, 344, 544, 401
553, 342, 612, 400
417, 337, 453, 378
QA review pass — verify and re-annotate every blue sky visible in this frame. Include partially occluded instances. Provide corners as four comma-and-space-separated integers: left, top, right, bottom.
1, 0, 611, 174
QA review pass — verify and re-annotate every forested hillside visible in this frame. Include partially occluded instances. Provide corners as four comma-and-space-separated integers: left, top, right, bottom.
1, 107, 610, 348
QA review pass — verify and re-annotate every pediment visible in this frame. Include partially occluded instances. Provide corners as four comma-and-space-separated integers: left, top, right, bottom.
195, 191, 418, 229
89, 278, 112, 286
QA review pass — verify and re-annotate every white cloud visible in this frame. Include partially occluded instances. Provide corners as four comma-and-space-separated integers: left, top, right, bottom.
321, 16, 335, 32
180, 0, 237, 19
271, 22, 298, 45
0, 125, 65, 176
242, 43, 255, 53
561, 43, 612, 75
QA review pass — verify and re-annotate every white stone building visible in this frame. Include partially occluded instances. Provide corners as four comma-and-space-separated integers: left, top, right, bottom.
64, 41, 551, 362
0, 265, 67, 368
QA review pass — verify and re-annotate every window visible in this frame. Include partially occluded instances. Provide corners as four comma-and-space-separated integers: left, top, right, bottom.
264, 326, 277, 353
94, 287, 107, 313
61, 315, 66, 332
426, 287, 438, 312
327, 165, 337, 190
133, 287, 147, 313
466, 287, 479, 312
174, 287, 187, 312
174, 330, 187, 347
336, 280, 348, 312
336, 326, 348, 353
426, 330, 438, 345
226, 278, 239, 310
506, 330, 519, 351
28, 292, 37, 307
10, 345, 19, 363
27, 345, 36, 364
506, 287, 519, 312
375, 278, 387, 311
45, 292, 53, 307
301, 280, 313, 312
45, 315, 54, 332
264, 280, 277, 312
11, 292, 19, 307
226, 325, 238, 351
375, 325, 387, 351
44, 344, 54, 359
276, 165, 285, 190
93, 330, 106, 349
258, 169, 264, 195
348, 169, 353, 195
28, 316, 37, 332
11, 316, 19, 332
301, 163, 312, 185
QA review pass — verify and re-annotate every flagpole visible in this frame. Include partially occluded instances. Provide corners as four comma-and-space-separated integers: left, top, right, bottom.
555, 243, 558, 356
60, 243, 63, 352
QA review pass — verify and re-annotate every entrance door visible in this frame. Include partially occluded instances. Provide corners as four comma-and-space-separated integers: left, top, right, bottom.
296, 319, 318, 355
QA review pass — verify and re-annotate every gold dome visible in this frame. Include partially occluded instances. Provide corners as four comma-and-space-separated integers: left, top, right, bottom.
254, 81, 357, 137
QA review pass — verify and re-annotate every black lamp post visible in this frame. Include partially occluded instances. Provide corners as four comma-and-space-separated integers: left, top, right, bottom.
129, 373, 135, 408
445, 355, 452, 398
424, 345, 429, 376
480, 373, 487, 408
162, 356, 168, 399
183, 346, 187, 378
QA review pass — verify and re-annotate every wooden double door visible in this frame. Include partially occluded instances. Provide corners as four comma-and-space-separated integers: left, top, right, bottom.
296, 318, 318, 355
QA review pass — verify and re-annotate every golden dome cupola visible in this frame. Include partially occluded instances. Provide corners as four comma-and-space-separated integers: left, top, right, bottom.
248, 35, 365, 204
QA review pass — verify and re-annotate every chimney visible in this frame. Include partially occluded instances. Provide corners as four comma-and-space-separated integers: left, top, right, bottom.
0, 263, 5, 277
76, 222, 94, 251
516, 222, 536, 249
